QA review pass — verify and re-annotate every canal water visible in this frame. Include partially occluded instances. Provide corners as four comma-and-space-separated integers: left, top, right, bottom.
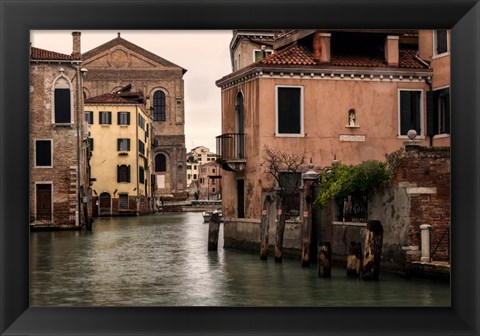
30, 212, 450, 307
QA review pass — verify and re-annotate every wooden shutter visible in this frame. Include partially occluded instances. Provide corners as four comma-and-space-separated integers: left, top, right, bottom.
445, 89, 450, 133
117, 165, 121, 182
278, 87, 301, 134
127, 165, 131, 182
426, 91, 437, 136
54, 89, 71, 123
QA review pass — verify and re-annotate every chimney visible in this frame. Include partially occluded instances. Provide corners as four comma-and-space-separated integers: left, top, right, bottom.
385, 35, 399, 67
72, 31, 81, 58
313, 31, 331, 63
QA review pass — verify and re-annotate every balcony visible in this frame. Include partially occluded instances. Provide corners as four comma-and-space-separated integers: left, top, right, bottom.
216, 133, 246, 172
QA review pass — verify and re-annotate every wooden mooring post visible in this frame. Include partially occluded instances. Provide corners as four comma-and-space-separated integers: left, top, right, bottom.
346, 241, 363, 278
208, 212, 221, 251
274, 204, 286, 262
318, 242, 332, 278
361, 220, 383, 280
260, 195, 273, 260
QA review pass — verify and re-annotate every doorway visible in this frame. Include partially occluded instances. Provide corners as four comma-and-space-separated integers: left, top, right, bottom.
236, 179, 245, 218
36, 183, 52, 220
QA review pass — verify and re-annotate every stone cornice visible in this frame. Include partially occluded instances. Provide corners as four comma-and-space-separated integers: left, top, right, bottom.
217, 66, 433, 90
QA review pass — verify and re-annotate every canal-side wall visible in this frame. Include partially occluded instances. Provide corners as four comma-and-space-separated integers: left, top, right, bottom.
223, 146, 450, 276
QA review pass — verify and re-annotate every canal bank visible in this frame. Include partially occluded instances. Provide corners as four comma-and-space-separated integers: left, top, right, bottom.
30, 212, 449, 307
222, 218, 450, 283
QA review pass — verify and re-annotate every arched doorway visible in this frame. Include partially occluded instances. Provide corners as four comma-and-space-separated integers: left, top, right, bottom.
99, 192, 111, 215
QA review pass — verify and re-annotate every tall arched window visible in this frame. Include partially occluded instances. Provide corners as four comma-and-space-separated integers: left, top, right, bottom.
153, 91, 166, 122
53, 77, 72, 124
155, 154, 167, 172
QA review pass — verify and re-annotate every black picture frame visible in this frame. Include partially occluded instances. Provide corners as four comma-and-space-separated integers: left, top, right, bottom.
1, 0, 479, 335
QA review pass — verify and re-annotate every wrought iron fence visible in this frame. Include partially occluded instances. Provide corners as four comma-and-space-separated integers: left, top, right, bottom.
430, 227, 450, 261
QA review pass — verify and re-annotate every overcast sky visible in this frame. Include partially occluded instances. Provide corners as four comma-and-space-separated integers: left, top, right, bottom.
30, 30, 233, 153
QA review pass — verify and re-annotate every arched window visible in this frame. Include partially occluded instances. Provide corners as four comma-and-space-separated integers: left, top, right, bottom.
153, 90, 166, 122
53, 77, 72, 124
155, 154, 167, 172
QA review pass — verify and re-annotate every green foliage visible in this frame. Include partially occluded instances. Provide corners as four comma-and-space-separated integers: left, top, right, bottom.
313, 160, 390, 209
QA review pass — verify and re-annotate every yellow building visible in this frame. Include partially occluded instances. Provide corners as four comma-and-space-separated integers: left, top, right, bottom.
85, 86, 153, 216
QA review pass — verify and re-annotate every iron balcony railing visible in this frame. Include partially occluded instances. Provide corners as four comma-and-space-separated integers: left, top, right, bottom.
216, 133, 246, 161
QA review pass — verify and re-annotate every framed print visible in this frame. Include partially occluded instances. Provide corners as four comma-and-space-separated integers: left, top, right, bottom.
1, 0, 479, 335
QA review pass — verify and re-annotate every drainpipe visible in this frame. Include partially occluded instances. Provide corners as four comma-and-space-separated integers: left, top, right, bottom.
72, 64, 81, 227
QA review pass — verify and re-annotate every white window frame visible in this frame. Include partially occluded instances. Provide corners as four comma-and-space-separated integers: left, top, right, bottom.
397, 89, 425, 139
433, 85, 451, 138
432, 30, 450, 59
34, 139, 53, 168
275, 85, 305, 137
51, 73, 74, 125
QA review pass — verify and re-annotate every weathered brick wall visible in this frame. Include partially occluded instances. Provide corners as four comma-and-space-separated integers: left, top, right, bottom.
30, 62, 86, 226
394, 146, 450, 260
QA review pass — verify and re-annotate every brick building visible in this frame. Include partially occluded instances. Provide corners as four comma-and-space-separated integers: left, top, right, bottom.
81, 33, 188, 201
29, 32, 92, 229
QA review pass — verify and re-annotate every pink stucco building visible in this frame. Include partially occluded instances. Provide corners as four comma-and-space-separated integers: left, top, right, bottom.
215, 30, 450, 252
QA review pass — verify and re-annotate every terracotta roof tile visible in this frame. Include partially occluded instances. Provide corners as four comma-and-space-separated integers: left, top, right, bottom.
258, 43, 427, 69
30, 47, 80, 61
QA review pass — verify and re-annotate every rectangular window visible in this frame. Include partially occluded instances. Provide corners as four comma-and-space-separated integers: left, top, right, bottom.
139, 166, 145, 184
201, 168, 207, 174
119, 194, 129, 209
200, 178, 204, 184
118, 111, 130, 125
212, 168, 216, 174
188, 174, 191, 179
99, 111, 112, 124
117, 138, 130, 151
434, 30, 448, 56
139, 140, 145, 155
88, 138, 94, 151
276, 86, 303, 135
85, 111, 94, 124
254, 49, 273, 62
117, 165, 130, 183
399, 90, 422, 136
427, 88, 450, 136
193, 174, 197, 180
187, 165, 192, 170
35, 140, 52, 167
138, 115, 145, 130
54, 89, 71, 123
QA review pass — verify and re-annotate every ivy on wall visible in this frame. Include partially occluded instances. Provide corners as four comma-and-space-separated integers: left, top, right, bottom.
313, 160, 391, 209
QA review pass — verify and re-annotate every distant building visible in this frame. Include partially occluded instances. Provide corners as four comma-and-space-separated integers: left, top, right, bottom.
29, 32, 92, 229
185, 146, 217, 188
198, 160, 222, 200
85, 86, 153, 215
81, 33, 188, 200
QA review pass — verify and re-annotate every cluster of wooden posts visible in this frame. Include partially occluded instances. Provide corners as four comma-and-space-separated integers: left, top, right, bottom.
207, 176, 384, 281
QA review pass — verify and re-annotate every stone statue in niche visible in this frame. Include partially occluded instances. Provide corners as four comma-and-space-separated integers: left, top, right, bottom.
348, 109, 357, 127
